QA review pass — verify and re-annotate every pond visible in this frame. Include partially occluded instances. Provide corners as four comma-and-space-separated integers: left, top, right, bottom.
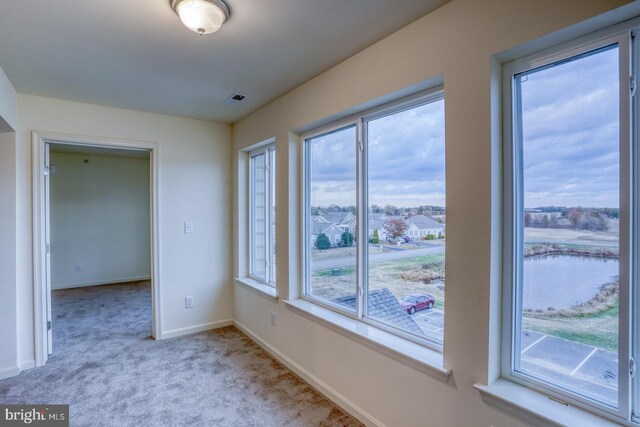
523, 255, 619, 311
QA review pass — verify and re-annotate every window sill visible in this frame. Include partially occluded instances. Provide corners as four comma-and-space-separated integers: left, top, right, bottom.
234, 277, 278, 301
283, 298, 451, 382
475, 379, 623, 427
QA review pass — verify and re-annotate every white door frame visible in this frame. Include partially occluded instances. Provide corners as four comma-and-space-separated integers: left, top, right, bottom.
32, 131, 161, 367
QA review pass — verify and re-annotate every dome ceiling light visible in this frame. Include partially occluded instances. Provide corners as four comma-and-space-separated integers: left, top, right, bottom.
171, 0, 231, 36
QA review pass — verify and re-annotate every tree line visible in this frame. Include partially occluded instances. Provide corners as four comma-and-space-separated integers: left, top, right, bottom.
524, 207, 616, 231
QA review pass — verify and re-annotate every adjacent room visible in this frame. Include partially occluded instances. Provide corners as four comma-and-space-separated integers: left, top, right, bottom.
2, 1, 640, 426
47, 144, 152, 355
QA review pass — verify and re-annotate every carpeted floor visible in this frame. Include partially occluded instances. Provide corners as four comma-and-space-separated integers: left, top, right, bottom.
0, 281, 363, 427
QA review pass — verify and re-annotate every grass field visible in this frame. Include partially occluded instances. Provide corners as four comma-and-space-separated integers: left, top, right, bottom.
310, 254, 446, 310
523, 302, 618, 351
525, 222, 619, 245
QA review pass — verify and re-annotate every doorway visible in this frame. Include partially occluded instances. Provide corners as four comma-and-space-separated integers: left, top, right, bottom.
32, 132, 160, 366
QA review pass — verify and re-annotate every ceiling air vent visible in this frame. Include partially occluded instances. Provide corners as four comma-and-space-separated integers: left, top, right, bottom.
223, 93, 247, 105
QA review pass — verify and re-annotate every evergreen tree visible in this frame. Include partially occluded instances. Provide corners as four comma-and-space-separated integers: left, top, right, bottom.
341, 232, 354, 247
316, 233, 331, 250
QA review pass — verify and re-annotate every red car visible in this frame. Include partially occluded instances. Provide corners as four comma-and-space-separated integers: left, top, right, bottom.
400, 293, 435, 314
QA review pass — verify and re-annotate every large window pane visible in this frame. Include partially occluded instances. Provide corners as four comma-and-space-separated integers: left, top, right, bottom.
306, 126, 357, 312
250, 152, 268, 281
515, 45, 620, 406
366, 99, 446, 343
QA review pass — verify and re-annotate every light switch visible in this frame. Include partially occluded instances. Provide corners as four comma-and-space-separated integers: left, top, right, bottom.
184, 222, 193, 234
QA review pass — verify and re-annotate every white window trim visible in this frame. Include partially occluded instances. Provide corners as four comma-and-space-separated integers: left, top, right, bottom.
235, 276, 277, 301
300, 86, 446, 353
249, 143, 276, 287
475, 380, 624, 427
501, 25, 633, 424
237, 138, 277, 300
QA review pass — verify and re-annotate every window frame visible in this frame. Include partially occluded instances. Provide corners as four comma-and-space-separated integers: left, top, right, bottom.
301, 86, 446, 352
302, 121, 361, 319
249, 143, 276, 287
502, 29, 632, 422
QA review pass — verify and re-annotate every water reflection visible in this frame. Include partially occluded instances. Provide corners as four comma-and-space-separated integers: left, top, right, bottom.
523, 255, 618, 310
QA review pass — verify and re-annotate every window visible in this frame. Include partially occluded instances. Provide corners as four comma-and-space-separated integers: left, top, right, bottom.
303, 89, 445, 348
305, 125, 357, 313
504, 28, 636, 421
249, 145, 276, 286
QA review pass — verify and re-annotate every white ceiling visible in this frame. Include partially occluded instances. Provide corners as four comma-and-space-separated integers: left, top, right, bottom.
0, 0, 450, 123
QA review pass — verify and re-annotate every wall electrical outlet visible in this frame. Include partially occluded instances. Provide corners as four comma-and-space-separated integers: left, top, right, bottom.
74, 264, 81, 272
270, 311, 276, 326
184, 222, 194, 234
185, 296, 194, 309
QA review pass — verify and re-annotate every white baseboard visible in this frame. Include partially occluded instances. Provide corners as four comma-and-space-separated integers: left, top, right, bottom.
0, 365, 20, 380
19, 360, 35, 371
52, 276, 152, 290
160, 319, 234, 340
233, 320, 384, 427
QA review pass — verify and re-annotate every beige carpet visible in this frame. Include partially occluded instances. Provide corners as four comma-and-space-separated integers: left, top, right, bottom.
0, 281, 363, 427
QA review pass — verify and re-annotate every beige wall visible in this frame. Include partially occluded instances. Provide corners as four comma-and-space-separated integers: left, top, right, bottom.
16, 95, 232, 366
0, 131, 17, 379
49, 152, 151, 289
0, 65, 16, 130
231, 0, 634, 426
0, 64, 17, 379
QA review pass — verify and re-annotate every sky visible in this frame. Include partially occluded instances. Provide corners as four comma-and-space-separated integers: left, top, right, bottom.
309, 100, 446, 208
308, 44, 620, 210
520, 45, 619, 209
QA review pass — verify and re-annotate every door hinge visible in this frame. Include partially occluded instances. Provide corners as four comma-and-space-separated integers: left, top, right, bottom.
631, 357, 636, 378
45, 243, 50, 254
358, 286, 363, 297
47, 320, 52, 331
631, 75, 636, 97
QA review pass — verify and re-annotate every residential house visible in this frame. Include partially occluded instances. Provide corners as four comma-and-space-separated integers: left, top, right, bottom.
310, 221, 344, 247
332, 288, 423, 335
406, 214, 445, 240
367, 213, 389, 241
322, 211, 356, 234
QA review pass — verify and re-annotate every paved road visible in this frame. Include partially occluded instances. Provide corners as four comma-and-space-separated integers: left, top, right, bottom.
312, 246, 445, 271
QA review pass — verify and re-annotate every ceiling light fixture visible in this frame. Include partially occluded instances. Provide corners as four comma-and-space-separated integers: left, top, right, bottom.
171, 0, 230, 36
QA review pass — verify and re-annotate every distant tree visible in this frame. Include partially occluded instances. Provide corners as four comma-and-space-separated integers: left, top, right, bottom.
384, 219, 408, 241
604, 208, 619, 219
370, 205, 383, 214
581, 212, 608, 231
384, 205, 402, 216
568, 209, 582, 228
341, 232, 354, 247
541, 214, 549, 228
524, 212, 532, 227
315, 233, 331, 250
371, 229, 380, 244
